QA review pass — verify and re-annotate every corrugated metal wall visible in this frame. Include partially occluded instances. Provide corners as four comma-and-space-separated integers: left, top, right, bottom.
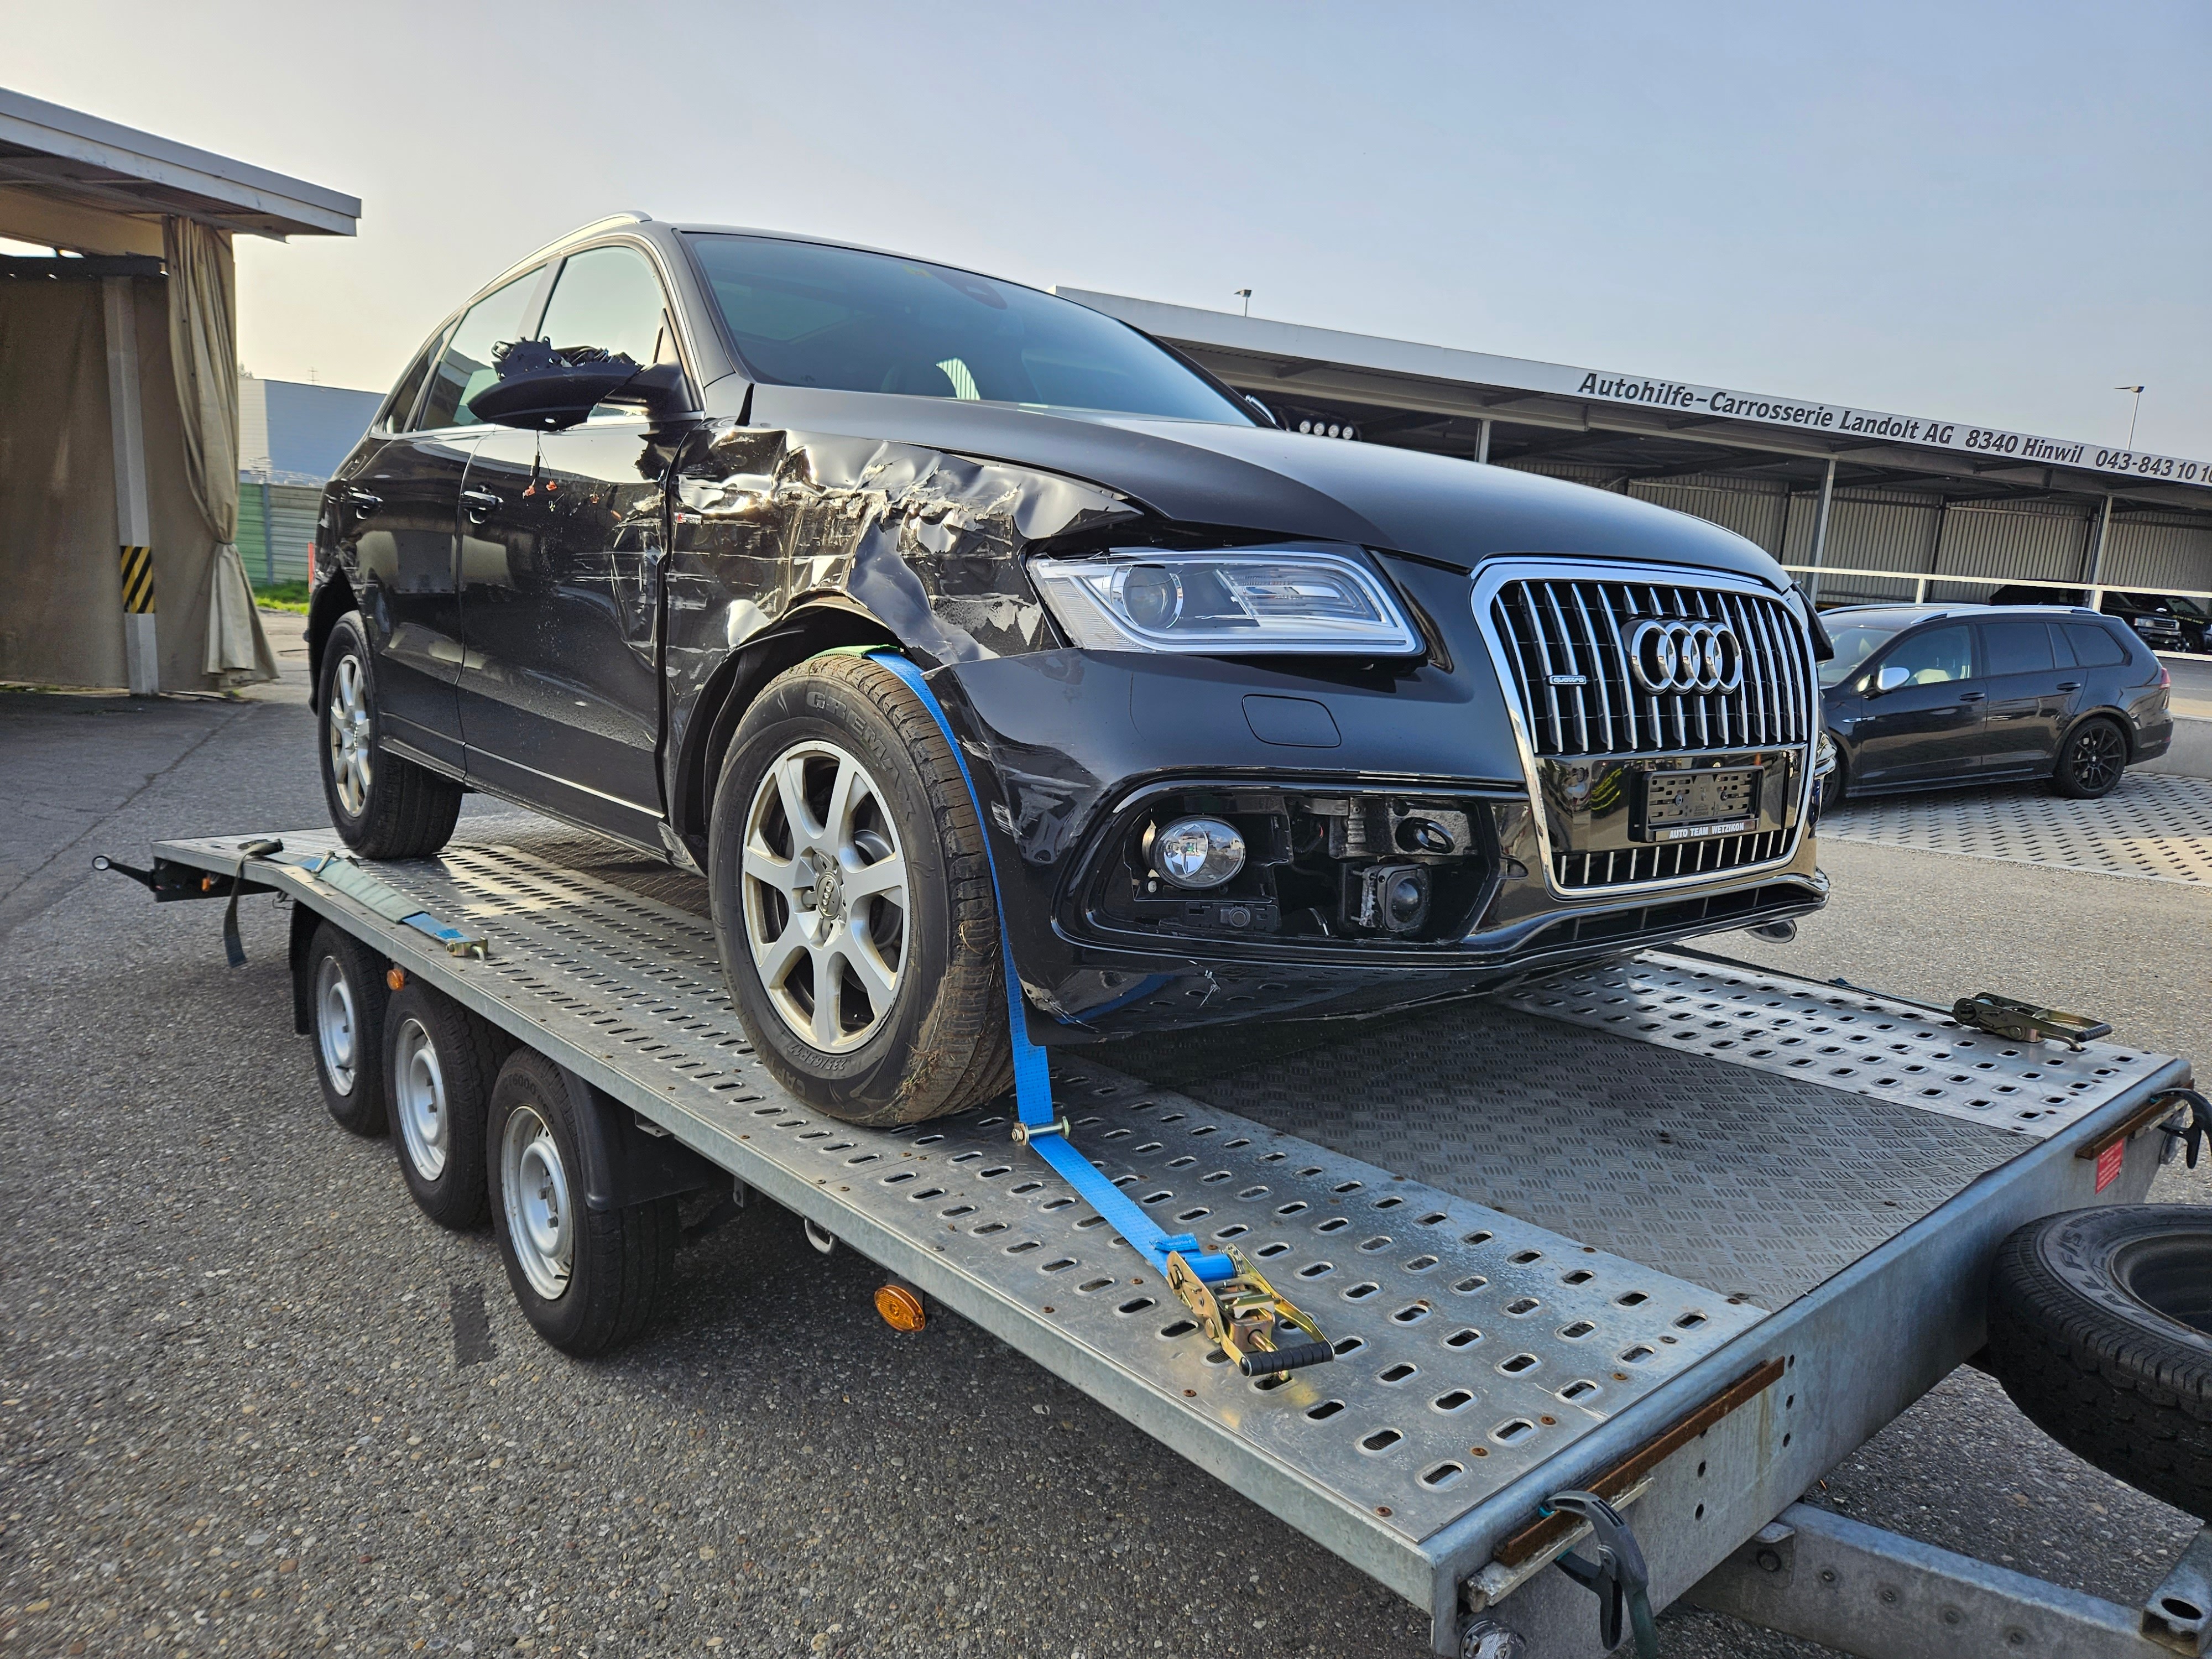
234, 479, 322, 586
1500, 456, 2211, 600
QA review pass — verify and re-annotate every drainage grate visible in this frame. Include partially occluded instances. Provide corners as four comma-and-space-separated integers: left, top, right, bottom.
1822, 774, 2212, 885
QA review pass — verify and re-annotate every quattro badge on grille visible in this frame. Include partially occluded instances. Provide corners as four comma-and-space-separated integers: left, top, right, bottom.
1623, 618, 1743, 695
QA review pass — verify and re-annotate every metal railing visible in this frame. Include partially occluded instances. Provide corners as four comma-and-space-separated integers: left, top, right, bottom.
1780, 564, 2212, 611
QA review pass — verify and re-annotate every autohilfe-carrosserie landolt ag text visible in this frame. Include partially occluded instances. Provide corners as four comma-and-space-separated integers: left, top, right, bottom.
307, 215, 1832, 1125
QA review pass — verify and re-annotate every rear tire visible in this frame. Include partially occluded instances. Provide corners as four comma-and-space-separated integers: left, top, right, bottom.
319, 612, 463, 859
2052, 716, 2127, 800
487, 1048, 675, 1358
1987, 1205, 2212, 1517
708, 653, 1011, 1126
384, 980, 500, 1229
307, 923, 388, 1136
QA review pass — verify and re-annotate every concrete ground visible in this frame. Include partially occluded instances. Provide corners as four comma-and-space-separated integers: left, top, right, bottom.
2, 614, 2206, 1659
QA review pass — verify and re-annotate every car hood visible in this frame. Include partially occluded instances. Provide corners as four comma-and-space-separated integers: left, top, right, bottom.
743, 384, 1791, 587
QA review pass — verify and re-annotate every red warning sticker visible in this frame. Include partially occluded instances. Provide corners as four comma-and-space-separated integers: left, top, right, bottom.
2095, 1140, 2125, 1193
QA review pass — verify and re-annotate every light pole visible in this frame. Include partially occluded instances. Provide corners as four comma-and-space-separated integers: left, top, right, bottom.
2115, 385, 2145, 451
1233, 288, 1251, 317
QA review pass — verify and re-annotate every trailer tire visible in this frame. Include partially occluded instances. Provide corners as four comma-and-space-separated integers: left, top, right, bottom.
708, 653, 1011, 1126
487, 1048, 676, 1358
319, 612, 464, 860
307, 923, 389, 1136
384, 980, 498, 1229
1987, 1205, 2212, 1518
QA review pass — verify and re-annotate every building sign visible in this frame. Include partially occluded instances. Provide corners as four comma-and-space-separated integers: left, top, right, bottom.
1567, 370, 2206, 492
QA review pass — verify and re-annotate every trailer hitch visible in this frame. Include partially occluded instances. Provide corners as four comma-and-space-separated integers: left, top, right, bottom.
1543, 1490, 1660, 1658
1165, 1246, 1335, 1379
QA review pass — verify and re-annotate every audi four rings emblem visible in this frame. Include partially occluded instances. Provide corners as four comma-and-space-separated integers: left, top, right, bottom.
1624, 618, 1744, 694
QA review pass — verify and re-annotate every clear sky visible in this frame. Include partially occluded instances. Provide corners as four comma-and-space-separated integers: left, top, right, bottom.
12, 0, 2209, 456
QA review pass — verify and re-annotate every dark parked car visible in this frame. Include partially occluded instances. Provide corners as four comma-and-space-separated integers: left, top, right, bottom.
1988, 585, 2200, 653
1820, 604, 2172, 801
309, 213, 1828, 1126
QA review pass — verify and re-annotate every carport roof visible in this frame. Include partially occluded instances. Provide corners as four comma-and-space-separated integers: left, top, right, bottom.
0, 86, 358, 239
1060, 288, 2211, 518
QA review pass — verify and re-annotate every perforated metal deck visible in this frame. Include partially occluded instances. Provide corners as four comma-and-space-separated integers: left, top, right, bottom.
151, 824, 2192, 1651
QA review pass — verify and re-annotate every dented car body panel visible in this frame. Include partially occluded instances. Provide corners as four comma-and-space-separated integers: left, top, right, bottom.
314, 216, 1827, 1051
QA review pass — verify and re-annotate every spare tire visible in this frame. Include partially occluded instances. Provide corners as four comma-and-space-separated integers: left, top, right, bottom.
1987, 1205, 2212, 1517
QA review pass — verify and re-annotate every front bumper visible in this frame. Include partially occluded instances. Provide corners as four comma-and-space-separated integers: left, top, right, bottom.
931, 636, 1826, 1045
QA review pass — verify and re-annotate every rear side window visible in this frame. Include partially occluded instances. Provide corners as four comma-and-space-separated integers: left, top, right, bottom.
418, 268, 543, 431
1881, 624, 1975, 685
2063, 622, 2129, 667
378, 327, 446, 433
1982, 619, 2054, 677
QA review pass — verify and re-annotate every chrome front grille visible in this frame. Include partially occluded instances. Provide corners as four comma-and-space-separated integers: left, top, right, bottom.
1488, 576, 1813, 759
1554, 828, 1792, 891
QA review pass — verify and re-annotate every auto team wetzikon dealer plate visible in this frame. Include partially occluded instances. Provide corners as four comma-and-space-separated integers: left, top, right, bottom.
1635, 765, 1761, 842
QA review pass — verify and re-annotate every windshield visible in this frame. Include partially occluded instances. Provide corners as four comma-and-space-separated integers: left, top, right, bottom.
687, 233, 1253, 424
1819, 621, 1905, 686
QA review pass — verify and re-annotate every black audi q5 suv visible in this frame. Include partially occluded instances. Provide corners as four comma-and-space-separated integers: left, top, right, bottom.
309, 213, 1831, 1125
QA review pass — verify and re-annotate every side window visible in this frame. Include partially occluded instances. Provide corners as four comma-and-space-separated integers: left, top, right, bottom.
538, 246, 675, 371
2063, 622, 2128, 667
1982, 620, 2054, 677
1881, 624, 1975, 686
417, 268, 543, 431
378, 325, 447, 433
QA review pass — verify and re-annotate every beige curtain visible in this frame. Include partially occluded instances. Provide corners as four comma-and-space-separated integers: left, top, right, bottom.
163, 216, 275, 683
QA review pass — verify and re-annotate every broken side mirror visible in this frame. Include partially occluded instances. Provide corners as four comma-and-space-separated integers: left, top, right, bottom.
468, 338, 644, 432
1874, 664, 1910, 694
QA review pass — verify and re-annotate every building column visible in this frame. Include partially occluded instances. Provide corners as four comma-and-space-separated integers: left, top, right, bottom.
102, 275, 157, 694
1803, 456, 1836, 603
1475, 417, 1493, 465
2083, 494, 2114, 606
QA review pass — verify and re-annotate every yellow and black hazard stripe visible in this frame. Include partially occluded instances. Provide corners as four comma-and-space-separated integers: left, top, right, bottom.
119, 544, 154, 613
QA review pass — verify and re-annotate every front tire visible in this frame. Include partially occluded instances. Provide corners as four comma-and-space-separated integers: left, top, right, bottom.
318, 612, 463, 859
708, 654, 1010, 1126
2052, 716, 2127, 799
487, 1048, 675, 1357
307, 923, 389, 1136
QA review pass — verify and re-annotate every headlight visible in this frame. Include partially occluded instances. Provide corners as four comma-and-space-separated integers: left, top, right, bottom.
1814, 729, 1838, 777
1028, 546, 1421, 655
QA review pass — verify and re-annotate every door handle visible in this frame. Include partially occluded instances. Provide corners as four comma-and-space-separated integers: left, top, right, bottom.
2056, 681, 2081, 692
1958, 691, 1985, 702
460, 488, 501, 520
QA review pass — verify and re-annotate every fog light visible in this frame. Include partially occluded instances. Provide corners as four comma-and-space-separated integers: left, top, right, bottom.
1149, 817, 1246, 889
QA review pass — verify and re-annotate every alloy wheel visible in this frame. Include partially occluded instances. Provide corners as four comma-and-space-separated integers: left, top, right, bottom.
739, 740, 910, 1055
2070, 723, 2124, 792
328, 654, 374, 817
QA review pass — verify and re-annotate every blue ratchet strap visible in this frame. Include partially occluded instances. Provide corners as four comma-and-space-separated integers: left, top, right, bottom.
867, 651, 1238, 1287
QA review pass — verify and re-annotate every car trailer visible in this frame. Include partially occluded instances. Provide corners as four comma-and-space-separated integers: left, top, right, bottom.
114, 820, 2210, 1659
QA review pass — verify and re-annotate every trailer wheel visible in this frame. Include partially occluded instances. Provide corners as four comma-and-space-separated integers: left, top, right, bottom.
384, 980, 498, 1229
307, 923, 389, 1136
487, 1049, 676, 1357
1987, 1204, 2212, 1517
318, 612, 463, 859
708, 652, 1011, 1126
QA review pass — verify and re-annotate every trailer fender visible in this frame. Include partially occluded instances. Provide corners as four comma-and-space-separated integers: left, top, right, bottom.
288, 901, 321, 1036
559, 1067, 723, 1213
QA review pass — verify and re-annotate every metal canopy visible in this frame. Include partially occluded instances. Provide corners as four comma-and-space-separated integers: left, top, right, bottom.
1062, 289, 2211, 521
0, 85, 358, 240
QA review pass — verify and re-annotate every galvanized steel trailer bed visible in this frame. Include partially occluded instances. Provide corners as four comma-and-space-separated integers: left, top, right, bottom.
145, 823, 2201, 1658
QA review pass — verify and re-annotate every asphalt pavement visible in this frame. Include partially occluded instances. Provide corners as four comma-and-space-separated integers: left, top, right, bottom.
2, 617, 2206, 1659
